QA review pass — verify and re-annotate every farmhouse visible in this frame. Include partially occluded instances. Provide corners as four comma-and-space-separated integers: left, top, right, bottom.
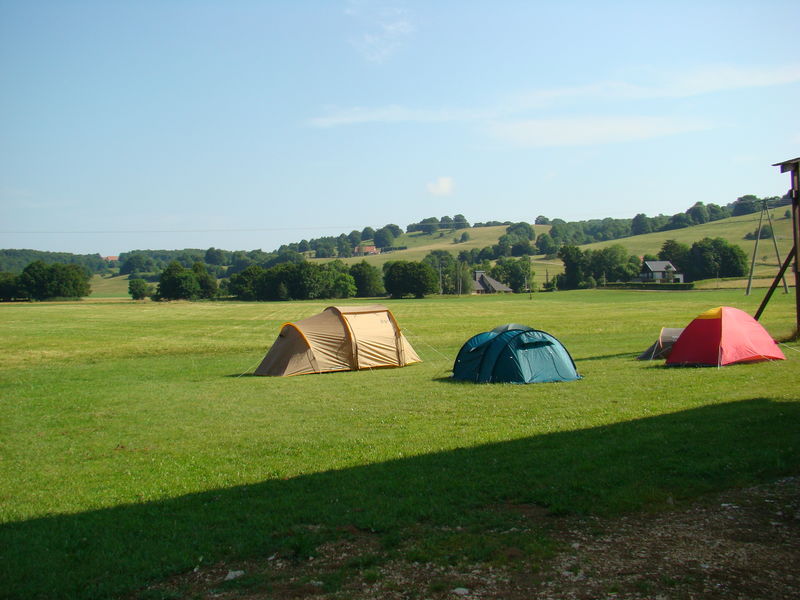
473, 270, 513, 294
355, 245, 380, 255
640, 260, 684, 283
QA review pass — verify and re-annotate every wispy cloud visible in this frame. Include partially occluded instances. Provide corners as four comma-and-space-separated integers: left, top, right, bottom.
506, 64, 800, 109
486, 116, 713, 148
426, 176, 454, 196
309, 63, 799, 147
345, 0, 416, 63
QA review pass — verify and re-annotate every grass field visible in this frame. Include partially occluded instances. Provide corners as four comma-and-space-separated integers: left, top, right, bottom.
1, 290, 798, 598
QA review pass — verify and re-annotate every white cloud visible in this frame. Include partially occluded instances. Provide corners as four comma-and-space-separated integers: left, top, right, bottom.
426, 176, 454, 196
308, 63, 798, 147
486, 116, 713, 148
310, 63, 800, 128
345, 0, 416, 63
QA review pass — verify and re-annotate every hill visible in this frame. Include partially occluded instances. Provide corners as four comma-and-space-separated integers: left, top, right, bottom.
309, 208, 792, 288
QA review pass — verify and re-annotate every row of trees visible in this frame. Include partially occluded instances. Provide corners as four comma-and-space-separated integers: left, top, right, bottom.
554, 236, 749, 290
143, 249, 536, 301
540, 195, 787, 251
655, 238, 748, 282
0, 249, 110, 275
0, 261, 92, 301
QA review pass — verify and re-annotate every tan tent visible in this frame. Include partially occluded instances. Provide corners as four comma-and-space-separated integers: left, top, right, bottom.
636, 327, 684, 360
254, 305, 421, 376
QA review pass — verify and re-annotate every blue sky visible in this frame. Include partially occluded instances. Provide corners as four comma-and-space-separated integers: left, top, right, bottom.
1, 0, 798, 256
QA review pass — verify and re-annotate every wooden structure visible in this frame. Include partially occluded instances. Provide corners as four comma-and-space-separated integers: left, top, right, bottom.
755, 157, 800, 337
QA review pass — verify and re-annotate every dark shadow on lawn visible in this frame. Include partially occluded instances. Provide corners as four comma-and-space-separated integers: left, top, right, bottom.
2, 398, 799, 599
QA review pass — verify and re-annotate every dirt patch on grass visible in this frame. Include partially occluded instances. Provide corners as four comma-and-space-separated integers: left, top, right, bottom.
139, 477, 799, 599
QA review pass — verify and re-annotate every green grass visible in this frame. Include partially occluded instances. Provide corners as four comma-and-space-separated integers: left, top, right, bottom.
1, 291, 798, 598
89, 274, 132, 298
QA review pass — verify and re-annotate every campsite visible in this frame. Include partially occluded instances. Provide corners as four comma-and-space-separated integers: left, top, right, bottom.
1, 288, 798, 599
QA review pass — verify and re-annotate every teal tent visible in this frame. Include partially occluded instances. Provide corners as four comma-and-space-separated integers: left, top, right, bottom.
452, 324, 580, 384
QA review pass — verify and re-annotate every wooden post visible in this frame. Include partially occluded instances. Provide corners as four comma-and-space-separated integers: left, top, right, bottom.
772, 158, 800, 337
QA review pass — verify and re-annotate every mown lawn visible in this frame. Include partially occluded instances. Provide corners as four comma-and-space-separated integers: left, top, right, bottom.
0, 290, 798, 599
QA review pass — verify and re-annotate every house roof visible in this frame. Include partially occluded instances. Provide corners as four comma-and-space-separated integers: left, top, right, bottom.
474, 272, 513, 293
643, 260, 677, 272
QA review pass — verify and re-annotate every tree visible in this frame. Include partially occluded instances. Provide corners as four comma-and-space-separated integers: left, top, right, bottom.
557, 245, 589, 289
631, 213, 652, 236
686, 202, 709, 225
349, 261, 385, 297
383, 261, 438, 298
15, 261, 91, 300
535, 233, 558, 256
128, 278, 153, 300
314, 243, 336, 258
534, 215, 550, 225
440, 215, 454, 229
683, 238, 748, 281
384, 224, 402, 237
155, 261, 200, 300
347, 230, 362, 247
17, 260, 51, 300
336, 234, 353, 258
458, 231, 470, 243
204, 247, 226, 265
453, 214, 470, 229
119, 253, 155, 276
745, 224, 773, 240
373, 227, 395, 249
586, 245, 639, 282
0, 272, 20, 301
707, 203, 729, 221
361, 226, 376, 241
658, 240, 691, 275
192, 262, 218, 299
663, 213, 693, 230
506, 222, 535, 240
731, 195, 758, 216
490, 256, 532, 293
423, 250, 458, 294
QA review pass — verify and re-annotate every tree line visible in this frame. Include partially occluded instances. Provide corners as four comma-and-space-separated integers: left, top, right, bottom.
0, 261, 92, 301
537, 194, 787, 253
0, 249, 110, 274
554, 237, 748, 290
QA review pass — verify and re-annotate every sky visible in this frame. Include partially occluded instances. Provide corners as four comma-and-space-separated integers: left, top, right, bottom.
1, 0, 799, 257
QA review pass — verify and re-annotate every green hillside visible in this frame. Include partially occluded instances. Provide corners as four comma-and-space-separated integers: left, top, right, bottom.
581, 208, 792, 283
314, 209, 791, 288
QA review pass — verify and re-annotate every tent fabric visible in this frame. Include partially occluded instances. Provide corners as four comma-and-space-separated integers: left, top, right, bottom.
665, 306, 785, 367
255, 305, 421, 376
637, 327, 684, 360
452, 324, 580, 384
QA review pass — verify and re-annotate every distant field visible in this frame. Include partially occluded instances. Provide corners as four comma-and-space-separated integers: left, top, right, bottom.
1, 290, 798, 598
89, 273, 131, 298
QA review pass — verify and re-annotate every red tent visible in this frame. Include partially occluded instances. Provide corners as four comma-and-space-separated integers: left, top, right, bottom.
666, 306, 785, 367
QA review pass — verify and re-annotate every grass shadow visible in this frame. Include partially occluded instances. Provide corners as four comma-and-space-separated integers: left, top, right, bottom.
2, 398, 799, 599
